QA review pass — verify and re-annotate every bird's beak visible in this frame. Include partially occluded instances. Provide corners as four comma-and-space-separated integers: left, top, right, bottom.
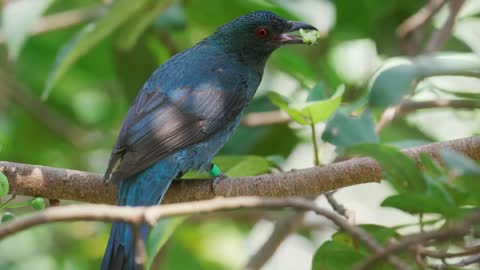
275, 21, 318, 45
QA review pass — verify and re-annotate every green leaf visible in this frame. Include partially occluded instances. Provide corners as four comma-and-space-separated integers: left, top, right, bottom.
457, 175, 480, 205
2, 0, 54, 60
44, 0, 151, 98
182, 155, 273, 178
116, 0, 173, 50
312, 241, 367, 270
381, 190, 458, 218
146, 217, 186, 269
307, 82, 327, 102
322, 110, 378, 153
419, 153, 445, 178
369, 54, 480, 108
268, 92, 310, 125
215, 156, 272, 177
301, 86, 344, 124
0, 172, 9, 198
347, 144, 425, 192
332, 224, 398, 251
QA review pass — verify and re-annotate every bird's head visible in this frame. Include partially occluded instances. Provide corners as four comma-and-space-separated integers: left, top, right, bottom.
211, 11, 317, 64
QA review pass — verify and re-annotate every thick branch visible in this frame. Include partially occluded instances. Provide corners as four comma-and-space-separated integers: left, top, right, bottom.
0, 136, 479, 204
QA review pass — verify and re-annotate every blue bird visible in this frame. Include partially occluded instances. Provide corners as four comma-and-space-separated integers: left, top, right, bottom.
101, 10, 316, 270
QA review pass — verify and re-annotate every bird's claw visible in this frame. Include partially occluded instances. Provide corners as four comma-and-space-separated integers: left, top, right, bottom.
209, 163, 226, 194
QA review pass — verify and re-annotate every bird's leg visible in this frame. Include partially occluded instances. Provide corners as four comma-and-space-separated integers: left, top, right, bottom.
208, 163, 226, 193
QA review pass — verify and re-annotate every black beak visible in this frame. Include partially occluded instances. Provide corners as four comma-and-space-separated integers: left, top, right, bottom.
287, 21, 318, 33
275, 21, 318, 45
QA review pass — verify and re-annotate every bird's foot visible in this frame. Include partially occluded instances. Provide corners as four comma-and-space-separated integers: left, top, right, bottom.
209, 163, 226, 194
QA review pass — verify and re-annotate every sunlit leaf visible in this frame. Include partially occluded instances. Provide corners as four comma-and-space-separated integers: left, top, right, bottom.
45, 0, 151, 98
301, 85, 344, 124
2, 0, 54, 60
117, 0, 173, 50
268, 92, 310, 125
222, 156, 272, 177
307, 82, 327, 101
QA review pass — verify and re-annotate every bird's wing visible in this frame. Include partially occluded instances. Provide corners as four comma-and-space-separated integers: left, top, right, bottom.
104, 85, 247, 183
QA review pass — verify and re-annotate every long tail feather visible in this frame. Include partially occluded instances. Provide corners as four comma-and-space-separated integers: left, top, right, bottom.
102, 160, 179, 270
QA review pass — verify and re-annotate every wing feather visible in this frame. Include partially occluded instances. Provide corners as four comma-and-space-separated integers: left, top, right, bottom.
105, 87, 247, 183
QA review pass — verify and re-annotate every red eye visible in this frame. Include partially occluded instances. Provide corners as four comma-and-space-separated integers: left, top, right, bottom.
256, 27, 269, 39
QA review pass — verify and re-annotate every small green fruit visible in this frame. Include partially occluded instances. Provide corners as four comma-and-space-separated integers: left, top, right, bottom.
0, 172, 9, 198
31, 197, 46, 210
1, 212, 15, 223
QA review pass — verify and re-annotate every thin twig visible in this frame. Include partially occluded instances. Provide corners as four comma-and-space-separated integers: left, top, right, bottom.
0, 136, 479, 204
424, 0, 466, 53
0, 70, 96, 148
354, 210, 480, 270
418, 244, 480, 259
241, 110, 290, 127
324, 191, 348, 218
397, 0, 447, 55
397, 0, 447, 38
0, 6, 105, 44
244, 211, 306, 270
244, 98, 480, 129
0, 196, 411, 270
430, 255, 480, 269
376, 99, 480, 133
133, 224, 146, 270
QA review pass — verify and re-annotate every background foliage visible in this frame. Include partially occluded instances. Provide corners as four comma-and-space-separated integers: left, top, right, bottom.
0, 0, 479, 269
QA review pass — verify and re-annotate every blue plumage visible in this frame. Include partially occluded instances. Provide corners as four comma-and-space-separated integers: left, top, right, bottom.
102, 11, 316, 270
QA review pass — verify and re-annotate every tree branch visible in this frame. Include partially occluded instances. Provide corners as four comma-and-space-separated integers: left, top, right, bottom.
241, 110, 290, 127
0, 196, 412, 270
1, 136, 479, 205
418, 244, 480, 259
397, 0, 446, 38
244, 211, 306, 270
244, 99, 480, 128
376, 99, 480, 132
0, 70, 96, 148
397, 0, 447, 55
354, 210, 480, 270
424, 0, 465, 53
0, 6, 105, 44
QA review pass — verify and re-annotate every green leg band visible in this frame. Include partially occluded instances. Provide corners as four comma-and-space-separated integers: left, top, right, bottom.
209, 164, 221, 177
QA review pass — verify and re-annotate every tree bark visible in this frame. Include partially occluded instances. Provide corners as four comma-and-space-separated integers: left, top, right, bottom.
1, 136, 478, 205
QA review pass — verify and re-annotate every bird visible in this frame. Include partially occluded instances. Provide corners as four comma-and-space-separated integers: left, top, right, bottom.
101, 10, 316, 270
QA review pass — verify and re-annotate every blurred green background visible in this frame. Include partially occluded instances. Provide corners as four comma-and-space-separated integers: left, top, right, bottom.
1, 0, 479, 269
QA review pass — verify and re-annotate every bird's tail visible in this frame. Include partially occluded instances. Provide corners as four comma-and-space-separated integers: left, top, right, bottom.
101, 161, 179, 270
